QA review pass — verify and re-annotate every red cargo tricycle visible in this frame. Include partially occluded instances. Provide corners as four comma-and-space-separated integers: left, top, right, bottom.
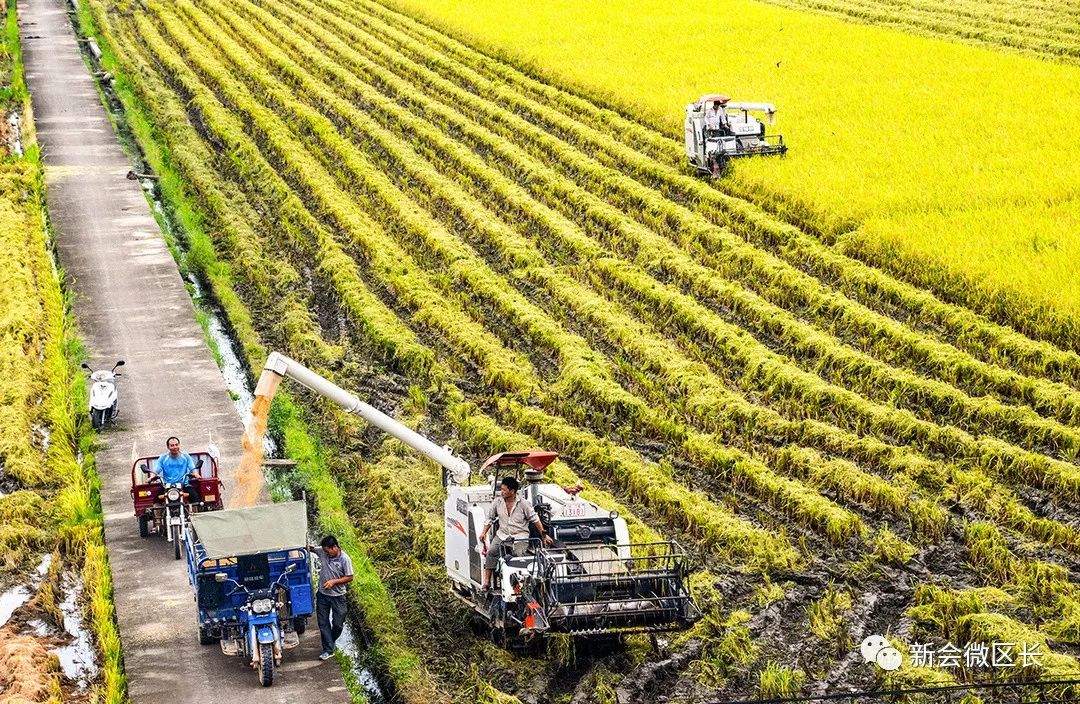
130, 451, 225, 559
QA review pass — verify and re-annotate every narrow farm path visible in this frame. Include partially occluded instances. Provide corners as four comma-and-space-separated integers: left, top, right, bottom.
17, 0, 349, 700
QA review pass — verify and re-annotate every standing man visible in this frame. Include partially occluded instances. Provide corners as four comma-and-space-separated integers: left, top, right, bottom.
311, 535, 353, 660
478, 476, 553, 592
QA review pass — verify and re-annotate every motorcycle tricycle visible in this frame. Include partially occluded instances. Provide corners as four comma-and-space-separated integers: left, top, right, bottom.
185, 501, 313, 687
130, 451, 224, 559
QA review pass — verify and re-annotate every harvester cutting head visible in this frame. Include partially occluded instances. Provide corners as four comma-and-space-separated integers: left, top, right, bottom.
444, 451, 700, 646
685, 93, 787, 177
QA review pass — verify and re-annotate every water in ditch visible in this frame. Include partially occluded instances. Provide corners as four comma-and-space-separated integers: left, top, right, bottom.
0, 555, 50, 628
46, 574, 98, 688
181, 262, 387, 702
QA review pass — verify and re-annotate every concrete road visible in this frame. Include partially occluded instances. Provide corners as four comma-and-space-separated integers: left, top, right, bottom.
17, 0, 350, 700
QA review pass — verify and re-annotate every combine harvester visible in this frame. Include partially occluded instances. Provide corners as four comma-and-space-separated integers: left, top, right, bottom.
685, 94, 787, 177
255, 352, 701, 647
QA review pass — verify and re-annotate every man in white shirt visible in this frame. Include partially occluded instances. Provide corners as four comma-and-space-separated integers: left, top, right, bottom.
478, 476, 553, 591
704, 99, 729, 134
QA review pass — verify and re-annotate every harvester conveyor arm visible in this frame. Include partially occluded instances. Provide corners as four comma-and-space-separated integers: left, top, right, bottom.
258, 352, 472, 484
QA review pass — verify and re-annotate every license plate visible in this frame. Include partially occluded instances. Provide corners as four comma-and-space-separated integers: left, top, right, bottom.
562, 503, 587, 517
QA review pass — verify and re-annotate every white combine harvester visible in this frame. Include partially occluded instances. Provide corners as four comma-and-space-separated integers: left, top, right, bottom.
256, 353, 700, 647
685, 94, 787, 177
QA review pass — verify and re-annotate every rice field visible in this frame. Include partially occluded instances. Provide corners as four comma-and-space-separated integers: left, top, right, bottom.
384, 0, 1080, 343
0, 3, 123, 700
77, 0, 1080, 701
752, 0, 1080, 63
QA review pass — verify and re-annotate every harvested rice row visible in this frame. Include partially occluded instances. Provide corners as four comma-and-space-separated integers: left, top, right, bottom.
325, 0, 1080, 375
218, 0, 1077, 552
190, 0, 874, 547
97, 12, 678, 701
126, 5, 797, 576
279, 0, 1080, 449
276, 5, 1080, 503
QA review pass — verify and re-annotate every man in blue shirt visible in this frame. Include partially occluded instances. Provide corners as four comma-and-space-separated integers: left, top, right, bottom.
150, 436, 200, 504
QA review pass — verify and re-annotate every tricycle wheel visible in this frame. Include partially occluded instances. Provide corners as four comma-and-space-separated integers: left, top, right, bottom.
258, 643, 274, 687
171, 524, 181, 560
198, 626, 218, 645
138, 513, 150, 538
293, 616, 306, 634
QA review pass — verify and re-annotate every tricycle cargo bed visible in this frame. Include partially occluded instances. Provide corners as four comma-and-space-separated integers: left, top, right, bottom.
189, 500, 308, 559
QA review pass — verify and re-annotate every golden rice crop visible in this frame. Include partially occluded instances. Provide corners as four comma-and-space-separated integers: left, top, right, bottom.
380, 0, 1080, 336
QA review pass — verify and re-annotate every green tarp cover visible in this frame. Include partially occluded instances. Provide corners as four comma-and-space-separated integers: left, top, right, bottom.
190, 501, 307, 559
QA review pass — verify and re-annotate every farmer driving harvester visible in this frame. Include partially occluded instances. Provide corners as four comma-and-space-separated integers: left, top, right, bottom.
478, 476, 553, 592
704, 96, 730, 134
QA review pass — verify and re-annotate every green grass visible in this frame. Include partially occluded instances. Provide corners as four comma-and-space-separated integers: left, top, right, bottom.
758, 662, 806, 699
0, 3, 126, 693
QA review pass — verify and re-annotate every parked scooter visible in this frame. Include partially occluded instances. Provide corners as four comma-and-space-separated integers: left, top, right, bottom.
81, 360, 124, 430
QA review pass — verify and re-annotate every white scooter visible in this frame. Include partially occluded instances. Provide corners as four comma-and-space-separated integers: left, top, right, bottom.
81, 360, 124, 430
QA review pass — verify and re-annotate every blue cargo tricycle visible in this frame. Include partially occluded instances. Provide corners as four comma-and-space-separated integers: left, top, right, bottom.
184, 501, 313, 687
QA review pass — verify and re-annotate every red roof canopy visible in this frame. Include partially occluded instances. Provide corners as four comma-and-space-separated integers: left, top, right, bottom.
699, 94, 731, 105
479, 450, 559, 474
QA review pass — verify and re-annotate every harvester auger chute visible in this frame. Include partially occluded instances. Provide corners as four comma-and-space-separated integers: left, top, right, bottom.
685, 93, 787, 177
255, 353, 701, 646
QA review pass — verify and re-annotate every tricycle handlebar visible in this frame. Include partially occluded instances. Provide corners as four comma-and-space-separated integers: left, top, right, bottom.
217, 563, 297, 597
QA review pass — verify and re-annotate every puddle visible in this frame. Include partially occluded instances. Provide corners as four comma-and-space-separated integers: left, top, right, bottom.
27, 618, 51, 637
8, 112, 23, 157
52, 575, 98, 687
0, 554, 52, 627
33, 423, 52, 453
18, 579, 99, 689
0, 584, 33, 627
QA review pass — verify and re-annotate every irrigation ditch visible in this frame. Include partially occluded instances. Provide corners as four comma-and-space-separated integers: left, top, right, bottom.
61, 5, 391, 700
